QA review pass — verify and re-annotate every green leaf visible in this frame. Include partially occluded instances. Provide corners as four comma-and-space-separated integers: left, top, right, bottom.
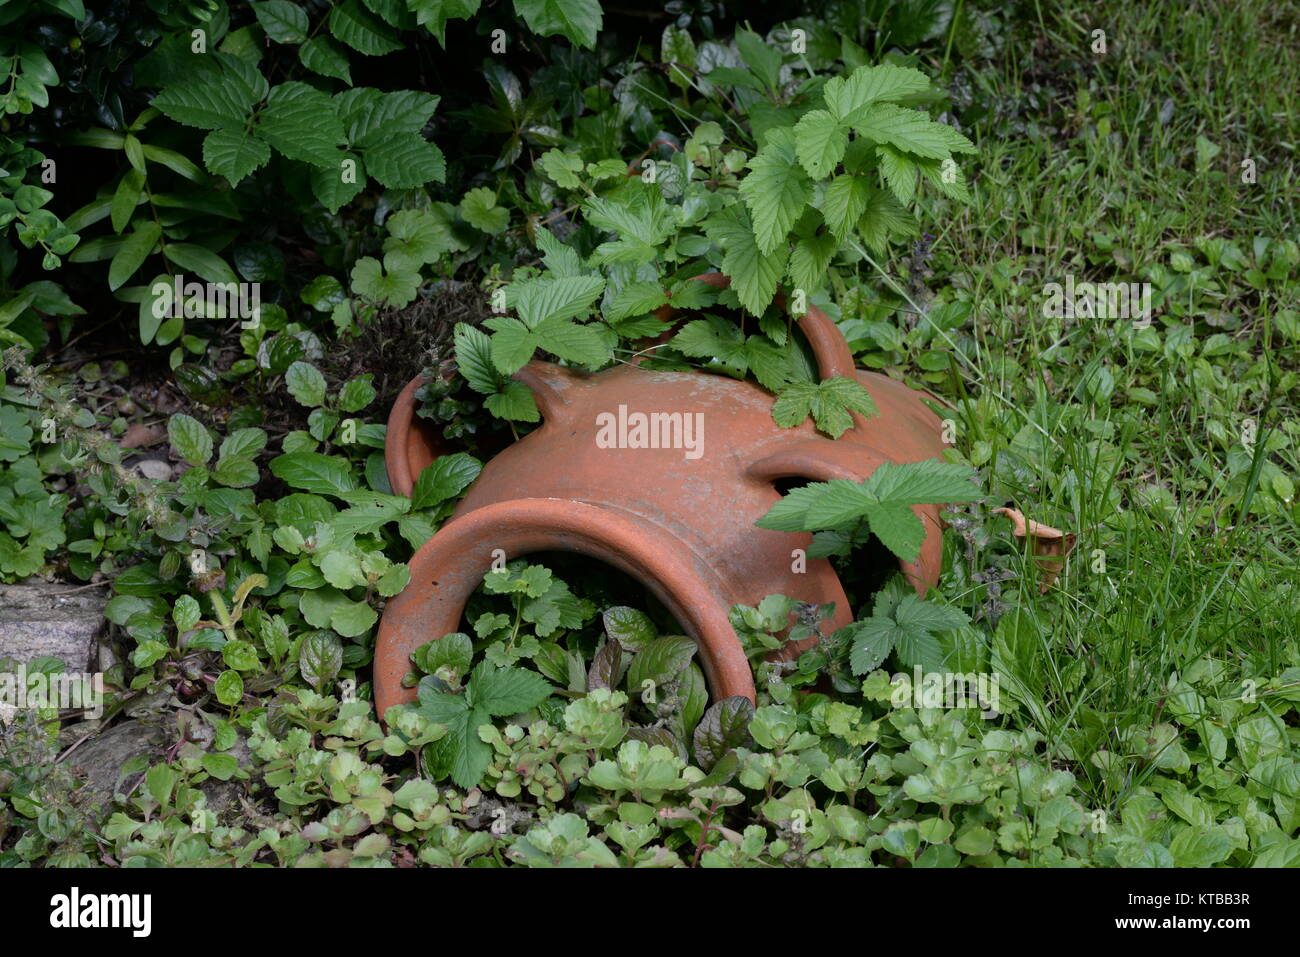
338, 375, 376, 412
512, 274, 606, 327
823, 63, 931, 124
532, 316, 613, 367
168, 413, 213, 466
877, 145, 919, 205
1168, 826, 1233, 867
671, 316, 747, 376
350, 254, 420, 308
454, 323, 499, 393
469, 662, 553, 716
604, 281, 668, 323
793, 109, 848, 179
299, 37, 353, 82
202, 753, 240, 781
409, 0, 482, 45
692, 696, 754, 770
110, 168, 145, 234
299, 631, 343, 690
343, 90, 440, 147
484, 380, 540, 422
162, 243, 237, 284
257, 82, 345, 167
584, 191, 674, 264
364, 133, 446, 188
856, 185, 918, 253
459, 186, 508, 233
285, 361, 327, 407
202, 129, 272, 185
627, 635, 696, 688
850, 103, 967, 160
146, 764, 176, 806
330, 0, 404, 54
383, 208, 455, 266
410, 453, 482, 509
253, 1, 309, 43
787, 232, 837, 296
820, 173, 872, 240
151, 60, 262, 131
108, 222, 161, 291
771, 376, 878, 437
540, 149, 584, 188
512, 0, 602, 49
269, 452, 358, 496
734, 28, 782, 90
214, 670, 244, 706
705, 206, 788, 316
757, 460, 980, 562
738, 127, 811, 255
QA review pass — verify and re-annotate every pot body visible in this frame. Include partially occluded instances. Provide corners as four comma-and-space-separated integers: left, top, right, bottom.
374, 282, 949, 717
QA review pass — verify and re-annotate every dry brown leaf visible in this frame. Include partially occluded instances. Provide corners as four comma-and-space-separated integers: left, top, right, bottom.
121, 423, 165, 449
994, 507, 1077, 593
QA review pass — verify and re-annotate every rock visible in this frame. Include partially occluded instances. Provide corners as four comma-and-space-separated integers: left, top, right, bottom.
134, 458, 172, 481
64, 719, 165, 799
0, 580, 108, 672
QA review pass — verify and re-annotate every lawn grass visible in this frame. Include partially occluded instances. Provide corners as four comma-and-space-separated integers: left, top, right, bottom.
870, 0, 1300, 831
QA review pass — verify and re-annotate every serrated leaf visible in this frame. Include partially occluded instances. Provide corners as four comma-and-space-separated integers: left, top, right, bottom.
533, 316, 613, 367
299, 36, 352, 82
268, 452, 358, 496
823, 63, 931, 123
671, 316, 747, 375
513, 0, 602, 49
692, 696, 754, 770
627, 635, 696, 688
151, 60, 262, 131
410, 452, 482, 509
604, 281, 668, 323
877, 145, 918, 205
299, 631, 343, 690
459, 186, 508, 233
253, 1, 309, 43
819, 173, 871, 240
512, 274, 606, 328
484, 379, 540, 422
787, 232, 837, 294
469, 661, 553, 716
850, 103, 956, 160
202, 128, 272, 185
330, 0, 403, 54
168, 413, 213, 466
409, 0, 482, 46
454, 323, 498, 393
738, 127, 811, 255
257, 82, 346, 167
705, 206, 788, 316
285, 361, 327, 407
364, 133, 446, 187
794, 109, 848, 179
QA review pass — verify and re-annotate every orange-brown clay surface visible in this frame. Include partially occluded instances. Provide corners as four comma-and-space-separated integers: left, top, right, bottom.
374, 276, 949, 717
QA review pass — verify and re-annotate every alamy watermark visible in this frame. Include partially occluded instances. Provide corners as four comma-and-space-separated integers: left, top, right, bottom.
151, 273, 261, 328
890, 666, 1000, 717
1042, 274, 1152, 327
0, 664, 104, 721
594, 404, 705, 460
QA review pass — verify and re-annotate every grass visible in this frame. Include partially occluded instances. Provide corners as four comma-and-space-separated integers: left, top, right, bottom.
872, 0, 1300, 818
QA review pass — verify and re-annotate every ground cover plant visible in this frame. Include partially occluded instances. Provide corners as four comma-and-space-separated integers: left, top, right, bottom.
0, 0, 1297, 868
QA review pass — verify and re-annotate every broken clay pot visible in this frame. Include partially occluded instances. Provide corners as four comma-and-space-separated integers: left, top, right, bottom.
375, 274, 949, 717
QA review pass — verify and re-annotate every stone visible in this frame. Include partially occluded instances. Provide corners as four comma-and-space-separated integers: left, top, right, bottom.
64, 719, 165, 799
0, 580, 108, 672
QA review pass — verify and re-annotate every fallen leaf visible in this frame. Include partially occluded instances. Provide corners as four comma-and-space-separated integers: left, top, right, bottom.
994, 507, 1077, 592
121, 423, 165, 449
